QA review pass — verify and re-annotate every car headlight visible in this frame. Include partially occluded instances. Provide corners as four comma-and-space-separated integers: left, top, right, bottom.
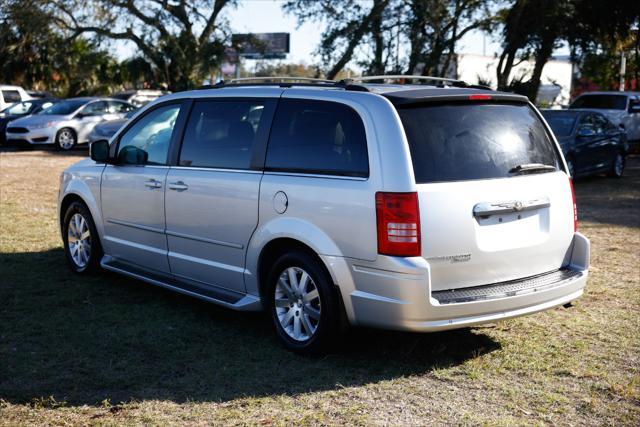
29, 121, 59, 130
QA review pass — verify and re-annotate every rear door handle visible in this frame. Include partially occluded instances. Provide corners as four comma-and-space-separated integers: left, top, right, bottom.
473, 197, 550, 219
168, 181, 189, 192
144, 179, 162, 189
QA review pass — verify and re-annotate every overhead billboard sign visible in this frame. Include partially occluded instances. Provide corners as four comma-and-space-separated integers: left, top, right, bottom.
232, 32, 290, 59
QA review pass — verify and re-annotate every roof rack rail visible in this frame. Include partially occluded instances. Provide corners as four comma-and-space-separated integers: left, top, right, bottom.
197, 76, 340, 90
339, 74, 469, 87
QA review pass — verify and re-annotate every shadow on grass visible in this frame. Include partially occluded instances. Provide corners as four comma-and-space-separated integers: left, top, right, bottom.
0, 248, 500, 406
572, 154, 640, 228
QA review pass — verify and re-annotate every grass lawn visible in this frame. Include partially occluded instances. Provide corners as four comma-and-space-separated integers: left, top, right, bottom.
1, 148, 638, 425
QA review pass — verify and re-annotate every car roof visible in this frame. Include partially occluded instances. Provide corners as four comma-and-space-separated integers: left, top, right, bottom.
371, 85, 529, 105
177, 81, 529, 106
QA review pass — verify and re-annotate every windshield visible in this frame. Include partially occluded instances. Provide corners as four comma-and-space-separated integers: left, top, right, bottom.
40, 99, 87, 115
542, 112, 578, 137
570, 94, 627, 110
398, 103, 561, 183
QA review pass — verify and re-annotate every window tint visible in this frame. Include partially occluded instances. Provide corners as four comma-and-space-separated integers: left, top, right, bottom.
108, 101, 135, 113
398, 103, 560, 184
592, 114, 608, 134
2, 90, 21, 103
179, 100, 265, 169
578, 113, 605, 135
82, 101, 108, 116
117, 104, 180, 165
266, 99, 368, 177
542, 111, 578, 137
570, 94, 627, 110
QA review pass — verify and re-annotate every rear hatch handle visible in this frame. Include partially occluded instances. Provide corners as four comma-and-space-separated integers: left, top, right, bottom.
473, 197, 550, 219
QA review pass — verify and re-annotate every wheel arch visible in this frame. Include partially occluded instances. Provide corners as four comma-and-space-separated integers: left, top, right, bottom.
59, 188, 104, 242
245, 217, 345, 293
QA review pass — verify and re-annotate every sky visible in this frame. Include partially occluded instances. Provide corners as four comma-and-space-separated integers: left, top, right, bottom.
115, 0, 567, 69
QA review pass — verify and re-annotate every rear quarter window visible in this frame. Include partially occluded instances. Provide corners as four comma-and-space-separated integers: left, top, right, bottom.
2, 90, 22, 104
398, 103, 561, 183
265, 99, 369, 177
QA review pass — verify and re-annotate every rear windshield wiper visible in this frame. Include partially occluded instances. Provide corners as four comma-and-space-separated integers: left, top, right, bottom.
508, 163, 557, 174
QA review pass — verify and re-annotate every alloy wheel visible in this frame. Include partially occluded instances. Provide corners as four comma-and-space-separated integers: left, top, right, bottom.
67, 213, 91, 268
274, 266, 321, 342
58, 130, 76, 150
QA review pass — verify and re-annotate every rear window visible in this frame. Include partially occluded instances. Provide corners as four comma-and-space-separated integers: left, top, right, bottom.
570, 94, 627, 110
265, 99, 369, 177
398, 103, 560, 183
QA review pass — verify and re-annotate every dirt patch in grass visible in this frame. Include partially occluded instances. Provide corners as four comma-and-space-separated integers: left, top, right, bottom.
1, 149, 639, 425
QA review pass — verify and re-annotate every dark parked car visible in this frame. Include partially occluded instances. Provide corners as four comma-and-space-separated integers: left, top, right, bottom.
0, 98, 58, 145
542, 109, 628, 178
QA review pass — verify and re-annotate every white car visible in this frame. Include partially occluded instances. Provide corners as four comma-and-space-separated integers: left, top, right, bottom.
569, 91, 640, 143
5, 97, 136, 150
0, 85, 32, 111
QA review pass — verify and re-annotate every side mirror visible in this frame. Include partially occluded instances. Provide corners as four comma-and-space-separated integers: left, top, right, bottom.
90, 139, 110, 163
577, 127, 596, 138
117, 145, 148, 165
629, 104, 640, 113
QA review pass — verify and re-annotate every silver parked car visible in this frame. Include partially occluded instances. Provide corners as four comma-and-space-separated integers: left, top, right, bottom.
6, 97, 136, 150
569, 91, 640, 143
58, 76, 590, 354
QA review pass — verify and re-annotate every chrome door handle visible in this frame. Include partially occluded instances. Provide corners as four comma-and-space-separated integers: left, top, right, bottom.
168, 181, 189, 191
473, 197, 550, 219
144, 179, 162, 189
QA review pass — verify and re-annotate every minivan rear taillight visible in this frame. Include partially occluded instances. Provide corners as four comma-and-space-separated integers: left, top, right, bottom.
569, 178, 577, 231
376, 192, 421, 257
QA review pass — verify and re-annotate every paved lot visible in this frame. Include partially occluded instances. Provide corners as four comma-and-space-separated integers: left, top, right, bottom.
0, 149, 638, 425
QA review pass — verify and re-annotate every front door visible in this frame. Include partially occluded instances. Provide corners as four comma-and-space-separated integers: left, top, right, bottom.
101, 102, 183, 274
165, 98, 274, 293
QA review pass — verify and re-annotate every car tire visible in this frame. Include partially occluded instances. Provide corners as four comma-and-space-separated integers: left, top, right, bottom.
608, 153, 625, 178
266, 250, 341, 356
55, 128, 77, 151
62, 201, 103, 274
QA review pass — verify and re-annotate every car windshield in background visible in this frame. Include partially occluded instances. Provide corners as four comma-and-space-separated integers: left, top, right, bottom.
570, 94, 627, 110
542, 111, 579, 137
40, 99, 87, 115
398, 103, 560, 183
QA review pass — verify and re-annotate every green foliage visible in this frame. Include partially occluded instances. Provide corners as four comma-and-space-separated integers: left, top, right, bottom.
496, 0, 639, 102
284, 0, 497, 79
50, 0, 236, 91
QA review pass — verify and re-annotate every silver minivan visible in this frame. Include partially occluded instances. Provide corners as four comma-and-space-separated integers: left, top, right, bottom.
58, 77, 590, 354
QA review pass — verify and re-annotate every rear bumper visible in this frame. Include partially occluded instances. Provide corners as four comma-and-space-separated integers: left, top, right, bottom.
325, 232, 590, 332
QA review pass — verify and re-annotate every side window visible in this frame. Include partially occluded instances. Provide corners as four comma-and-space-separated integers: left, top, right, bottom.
579, 114, 595, 132
179, 100, 265, 169
592, 114, 608, 135
117, 104, 180, 165
265, 99, 369, 177
108, 101, 135, 113
2, 90, 22, 103
82, 101, 108, 116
